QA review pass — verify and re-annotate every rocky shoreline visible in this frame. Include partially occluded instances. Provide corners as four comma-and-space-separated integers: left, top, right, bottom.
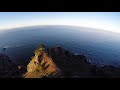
1, 44, 120, 78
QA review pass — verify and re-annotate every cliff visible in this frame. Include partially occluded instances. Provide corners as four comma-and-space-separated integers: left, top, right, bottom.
24, 44, 61, 78
49, 46, 120, 78
0, 54, 20, 78
24, 44, 120, 78
1, 44, 120, 78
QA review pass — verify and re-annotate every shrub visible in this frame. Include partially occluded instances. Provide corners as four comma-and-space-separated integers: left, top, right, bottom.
34, 49, 39, 55
31, 56, 34, 60
38, 43, 45, 49
34, 43, 45, 54
37, 63, 43, 71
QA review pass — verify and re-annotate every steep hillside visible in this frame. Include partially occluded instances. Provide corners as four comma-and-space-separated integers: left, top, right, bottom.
1, 44, 120, 78
24, 44, 61, 78
0, 54, 20, 78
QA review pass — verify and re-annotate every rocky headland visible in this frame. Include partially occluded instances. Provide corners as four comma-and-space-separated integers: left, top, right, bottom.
1, 44, 120, 78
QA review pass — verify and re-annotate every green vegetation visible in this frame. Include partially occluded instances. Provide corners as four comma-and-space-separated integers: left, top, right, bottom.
31, 56, 34, 60
34, 43, 45, 55
34, 49, 39, 55
37, 63, 43, 71
38, 43, 45, 49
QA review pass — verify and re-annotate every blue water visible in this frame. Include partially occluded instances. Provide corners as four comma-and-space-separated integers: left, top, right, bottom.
0, 25, 120, 67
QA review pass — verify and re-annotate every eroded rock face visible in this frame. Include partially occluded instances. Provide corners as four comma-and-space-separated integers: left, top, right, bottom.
1, 44, 120, 78
24, 45, 120, 78
46, 46, 120, 78
24, 48, 61, 78
24, 45, 92, 78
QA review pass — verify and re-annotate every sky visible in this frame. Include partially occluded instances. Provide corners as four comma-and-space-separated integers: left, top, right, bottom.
0, 12, 120, 33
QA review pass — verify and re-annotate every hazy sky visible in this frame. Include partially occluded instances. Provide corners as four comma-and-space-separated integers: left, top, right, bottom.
0, 12, 120, 33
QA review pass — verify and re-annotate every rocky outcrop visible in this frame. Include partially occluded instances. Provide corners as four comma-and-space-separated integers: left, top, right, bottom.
24, 45, 61, 78
24, 44, 120, 78
37, 45, 120, 78
1, 44, 120, 78
0, 54, 20, 78
47, 46, 93, 78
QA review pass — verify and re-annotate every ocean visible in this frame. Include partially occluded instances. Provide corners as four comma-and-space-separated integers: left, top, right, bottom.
0, 25, 120, 67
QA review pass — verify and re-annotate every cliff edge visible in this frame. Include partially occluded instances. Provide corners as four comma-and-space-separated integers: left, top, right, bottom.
24, 44, 61, 78
1, 44, 120, 78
